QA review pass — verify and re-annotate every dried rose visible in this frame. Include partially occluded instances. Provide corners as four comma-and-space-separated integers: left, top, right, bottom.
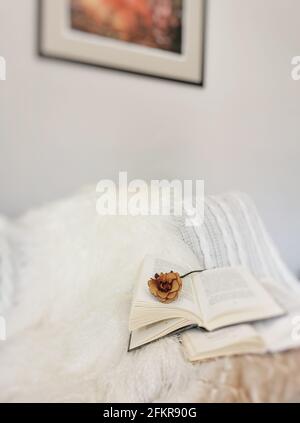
148, 271, 182, 304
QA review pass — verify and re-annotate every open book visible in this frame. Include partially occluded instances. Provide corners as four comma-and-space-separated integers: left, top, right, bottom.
181, 306, 300, 362
128, 256, 284, 351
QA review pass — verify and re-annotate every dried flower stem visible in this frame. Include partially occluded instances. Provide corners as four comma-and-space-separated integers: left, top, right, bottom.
180, 269, 206, 279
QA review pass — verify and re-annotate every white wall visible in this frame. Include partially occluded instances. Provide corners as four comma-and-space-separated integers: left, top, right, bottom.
0, 0, 299, 276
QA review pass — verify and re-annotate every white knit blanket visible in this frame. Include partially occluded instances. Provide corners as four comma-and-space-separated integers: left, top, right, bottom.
178, 193, 298, 290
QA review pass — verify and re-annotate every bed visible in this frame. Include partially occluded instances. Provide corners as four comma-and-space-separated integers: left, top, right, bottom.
0, 189, 299, 403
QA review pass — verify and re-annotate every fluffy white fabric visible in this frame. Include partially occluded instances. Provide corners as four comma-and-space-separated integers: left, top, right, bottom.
0, 189, 205, 403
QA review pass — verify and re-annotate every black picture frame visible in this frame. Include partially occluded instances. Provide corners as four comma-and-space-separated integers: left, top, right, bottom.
37, 0, 207, 87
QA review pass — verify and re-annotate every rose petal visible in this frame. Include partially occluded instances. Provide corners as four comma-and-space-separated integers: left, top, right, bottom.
176, 275, 183, 289
167, 292, 177, 300
160, 274, 167, 283
148, 279, 156, 288
148, 280, 158, 296
157, 290, 169, 299
170, 280, 179, 292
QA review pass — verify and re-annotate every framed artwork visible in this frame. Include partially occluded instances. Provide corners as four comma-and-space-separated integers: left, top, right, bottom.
38, 0, 206, 86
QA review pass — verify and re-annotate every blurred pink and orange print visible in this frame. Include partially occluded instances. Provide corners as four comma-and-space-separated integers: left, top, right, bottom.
70, 0, 183, 53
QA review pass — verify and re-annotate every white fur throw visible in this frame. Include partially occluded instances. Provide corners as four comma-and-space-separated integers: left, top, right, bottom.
0, 189, 299, 403
0, 190, 204, 402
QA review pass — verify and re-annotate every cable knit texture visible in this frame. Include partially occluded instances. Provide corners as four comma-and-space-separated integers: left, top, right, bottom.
178, 192, 298, 290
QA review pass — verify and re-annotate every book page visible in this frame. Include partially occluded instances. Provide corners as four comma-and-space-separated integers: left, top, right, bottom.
254, 277, 300, 352
194, 267, 284, 329
259, 277, 300, 313
129, 317, 194, 351
181, 325, 265, 361
254, 312, 300, 353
